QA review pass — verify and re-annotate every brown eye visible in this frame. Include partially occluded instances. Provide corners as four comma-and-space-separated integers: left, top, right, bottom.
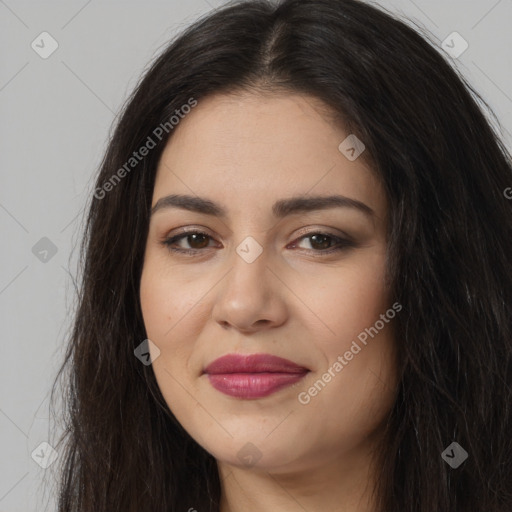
182, 233, 210, 249
160, 230, 354, 257
161, 231, 216, 253
290, 232, 354, 254
307, 233, 334, 250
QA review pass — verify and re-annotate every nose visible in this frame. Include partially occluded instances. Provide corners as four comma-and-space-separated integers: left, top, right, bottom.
210, 241, 288, 333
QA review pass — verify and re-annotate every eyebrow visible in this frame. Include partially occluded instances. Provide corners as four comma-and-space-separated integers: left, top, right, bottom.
150, 193, 375, 219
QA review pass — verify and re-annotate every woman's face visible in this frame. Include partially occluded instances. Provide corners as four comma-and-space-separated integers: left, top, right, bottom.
140, 91, 398, 473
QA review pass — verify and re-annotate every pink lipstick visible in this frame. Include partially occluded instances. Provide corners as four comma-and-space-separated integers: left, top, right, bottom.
203, 353, 309, 399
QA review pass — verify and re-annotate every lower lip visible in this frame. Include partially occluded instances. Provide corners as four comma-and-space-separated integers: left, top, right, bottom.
206, 372, 308, 399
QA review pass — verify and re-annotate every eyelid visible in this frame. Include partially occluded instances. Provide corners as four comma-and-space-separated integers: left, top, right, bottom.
163, 224, 355, 242
292, 225, 354, 242
163, 224, 351, 242
163, 224, 216, 240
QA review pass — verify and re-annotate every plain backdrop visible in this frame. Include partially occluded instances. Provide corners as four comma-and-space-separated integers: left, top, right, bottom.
0, 0, 511, 510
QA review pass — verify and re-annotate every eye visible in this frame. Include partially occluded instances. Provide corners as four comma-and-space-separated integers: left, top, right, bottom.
288, 232, 354, 255
160, 229, 355, 256
161, 230, 218, 254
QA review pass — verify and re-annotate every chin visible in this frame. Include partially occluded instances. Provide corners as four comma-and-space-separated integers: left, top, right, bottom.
203, 433, 303, 471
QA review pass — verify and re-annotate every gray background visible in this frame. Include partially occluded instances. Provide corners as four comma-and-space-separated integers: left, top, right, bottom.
1, 0, 511, 510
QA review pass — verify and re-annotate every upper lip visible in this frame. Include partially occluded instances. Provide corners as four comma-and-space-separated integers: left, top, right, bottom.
204, 353, 309, 375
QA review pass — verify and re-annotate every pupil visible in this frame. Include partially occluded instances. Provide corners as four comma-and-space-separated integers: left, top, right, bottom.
311, 234, 330, 250
189, 234, 209, 249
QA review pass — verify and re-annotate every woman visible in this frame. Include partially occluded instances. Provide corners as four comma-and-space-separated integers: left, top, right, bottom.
49, 0, 512, 510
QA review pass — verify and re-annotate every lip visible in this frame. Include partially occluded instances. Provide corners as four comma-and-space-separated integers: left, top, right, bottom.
203, 353, 309, 399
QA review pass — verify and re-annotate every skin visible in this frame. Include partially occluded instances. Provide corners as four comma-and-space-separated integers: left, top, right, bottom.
139, 91, 399, 512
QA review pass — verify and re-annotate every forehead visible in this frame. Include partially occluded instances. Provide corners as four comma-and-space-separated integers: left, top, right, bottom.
152, 91, 386, 225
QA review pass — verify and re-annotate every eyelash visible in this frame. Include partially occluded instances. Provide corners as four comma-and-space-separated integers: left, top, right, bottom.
159, 229, 355, 257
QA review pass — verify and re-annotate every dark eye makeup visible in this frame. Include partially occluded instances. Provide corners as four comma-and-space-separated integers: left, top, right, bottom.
159, 229, 356, 258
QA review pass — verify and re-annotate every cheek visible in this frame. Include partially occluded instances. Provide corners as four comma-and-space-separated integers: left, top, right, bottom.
139, 256, 204, 341
295, 249, 391, 346
139, 262, 200, 418
140, 262, 185, 380
139, 255, 212, 381
295, 252, 397, 424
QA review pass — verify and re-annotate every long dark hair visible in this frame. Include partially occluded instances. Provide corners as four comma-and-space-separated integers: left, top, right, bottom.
48, 0, 512, 510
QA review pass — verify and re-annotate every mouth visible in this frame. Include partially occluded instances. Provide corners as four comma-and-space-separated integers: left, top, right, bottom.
203, 353, 310, 399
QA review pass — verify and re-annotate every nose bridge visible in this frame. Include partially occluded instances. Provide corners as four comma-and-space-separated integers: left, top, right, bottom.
228, 234, 271, 297
211, 234, 287, 331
